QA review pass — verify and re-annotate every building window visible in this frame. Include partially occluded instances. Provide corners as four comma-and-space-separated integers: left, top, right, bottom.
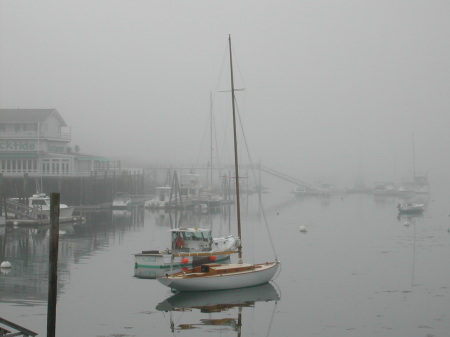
43, 159, 50, 175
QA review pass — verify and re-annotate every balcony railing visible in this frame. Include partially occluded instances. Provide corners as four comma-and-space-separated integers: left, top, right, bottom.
0, 131, 71, 141
2, 168, 123, 178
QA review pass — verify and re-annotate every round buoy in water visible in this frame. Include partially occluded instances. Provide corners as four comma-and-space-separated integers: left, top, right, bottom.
209, 256, 217, 261
299, 225, 308, 232
1, 261, 12, 268
181, 258, 189, 264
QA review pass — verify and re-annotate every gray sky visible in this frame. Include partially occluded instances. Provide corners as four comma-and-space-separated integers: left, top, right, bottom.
1, 1, 449, 187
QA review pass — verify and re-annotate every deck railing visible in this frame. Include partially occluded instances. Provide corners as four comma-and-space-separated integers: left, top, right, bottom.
0, 317, 38, 337
0, 131, 71, 141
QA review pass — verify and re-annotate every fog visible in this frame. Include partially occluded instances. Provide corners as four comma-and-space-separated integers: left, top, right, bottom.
1, 1, 450, 188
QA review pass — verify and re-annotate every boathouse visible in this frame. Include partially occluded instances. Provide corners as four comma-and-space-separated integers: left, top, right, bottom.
0, 109, 143, 205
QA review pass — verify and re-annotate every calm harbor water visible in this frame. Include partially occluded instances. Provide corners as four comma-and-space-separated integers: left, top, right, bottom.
1, 179, 450, 337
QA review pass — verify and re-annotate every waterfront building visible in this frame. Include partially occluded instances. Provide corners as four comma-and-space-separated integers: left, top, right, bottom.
0, 108, 116, 178
0, 109, 141, 205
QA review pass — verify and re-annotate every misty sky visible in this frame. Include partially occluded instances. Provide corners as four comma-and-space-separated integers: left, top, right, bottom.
1, 1, 449, 187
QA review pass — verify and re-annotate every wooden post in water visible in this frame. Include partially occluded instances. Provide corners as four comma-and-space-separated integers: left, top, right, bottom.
47, 193, 60, 337
0, 173, 3, 216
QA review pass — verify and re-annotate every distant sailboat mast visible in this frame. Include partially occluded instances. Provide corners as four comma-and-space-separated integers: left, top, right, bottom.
229, 35, 243, 264
412, 133, 416, 183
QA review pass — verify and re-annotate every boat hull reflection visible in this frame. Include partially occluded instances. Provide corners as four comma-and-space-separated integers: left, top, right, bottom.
156, 282, 280, 312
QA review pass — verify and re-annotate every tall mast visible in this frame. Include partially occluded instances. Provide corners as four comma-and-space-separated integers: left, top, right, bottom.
210, 91, 213, 189
228, 35, 243, 263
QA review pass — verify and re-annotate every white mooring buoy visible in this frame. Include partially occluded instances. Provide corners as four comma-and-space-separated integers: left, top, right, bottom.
1, 261, 12, 268
299, 225, 308, 232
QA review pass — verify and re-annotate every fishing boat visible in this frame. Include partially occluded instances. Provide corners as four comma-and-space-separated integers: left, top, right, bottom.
157, 35, 280, 292
397, 201, 425, 214
134, 227, 238, 272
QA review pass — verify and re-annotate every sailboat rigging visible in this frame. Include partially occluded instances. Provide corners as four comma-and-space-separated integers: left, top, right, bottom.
157, 35, 280, 292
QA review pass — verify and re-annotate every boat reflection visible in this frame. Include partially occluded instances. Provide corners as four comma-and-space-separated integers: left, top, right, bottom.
397, 212, 424, 222
156, 282, 280, 334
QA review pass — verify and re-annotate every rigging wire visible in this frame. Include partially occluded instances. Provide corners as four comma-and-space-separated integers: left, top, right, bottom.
235, 98, 279, 261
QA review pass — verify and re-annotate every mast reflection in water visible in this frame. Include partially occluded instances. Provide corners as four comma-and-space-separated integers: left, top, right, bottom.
156, 282, 280, 335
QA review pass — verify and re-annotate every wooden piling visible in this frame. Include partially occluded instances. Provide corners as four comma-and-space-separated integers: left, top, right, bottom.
0, 173, 3, 216
47, 192, 60, 337
2, 196, 7, 220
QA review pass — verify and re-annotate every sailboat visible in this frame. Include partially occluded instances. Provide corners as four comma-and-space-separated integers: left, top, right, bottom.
157, 35, 280, 292
397, 134, 428, 213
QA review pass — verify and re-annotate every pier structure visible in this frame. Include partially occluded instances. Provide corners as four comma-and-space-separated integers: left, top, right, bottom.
143, 163, 312, 194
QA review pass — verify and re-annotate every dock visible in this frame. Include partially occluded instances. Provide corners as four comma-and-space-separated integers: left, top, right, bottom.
5, 215, 84, 227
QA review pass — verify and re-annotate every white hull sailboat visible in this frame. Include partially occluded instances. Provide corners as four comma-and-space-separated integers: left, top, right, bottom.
158, 261, 279, 291
158, 35, 280, 292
